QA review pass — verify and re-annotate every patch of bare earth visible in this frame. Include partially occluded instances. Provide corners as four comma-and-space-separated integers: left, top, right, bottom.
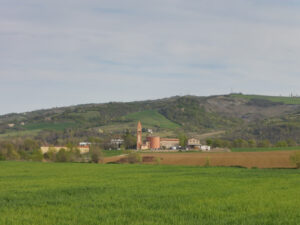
104, 151, 299, 168
141, 151, 298, 168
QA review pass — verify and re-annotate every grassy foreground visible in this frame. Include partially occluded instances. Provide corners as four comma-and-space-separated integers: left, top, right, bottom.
0, 162, 300, 225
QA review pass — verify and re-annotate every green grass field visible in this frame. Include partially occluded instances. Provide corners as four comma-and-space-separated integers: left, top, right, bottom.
1, 162, 300, 225
232, 146, 300, 152
0, 129, 41, 138
231, 94, 300, 105
0, 122, 79, 138
24, 122, 78, 131
124, 110, 180, 129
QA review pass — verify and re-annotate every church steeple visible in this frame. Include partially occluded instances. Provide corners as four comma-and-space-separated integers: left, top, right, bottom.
137, 121, 142, 150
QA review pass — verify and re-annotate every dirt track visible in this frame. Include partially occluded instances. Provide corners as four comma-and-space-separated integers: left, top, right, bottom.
104, 151, 300, 168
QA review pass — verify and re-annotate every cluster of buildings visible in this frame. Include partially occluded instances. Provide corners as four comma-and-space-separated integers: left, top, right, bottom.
136, 121, 211, 151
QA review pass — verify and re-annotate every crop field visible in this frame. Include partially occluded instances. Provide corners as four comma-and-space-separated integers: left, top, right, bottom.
232, 146, 300, 152
124, 110, 180, 129
231, 94, 300, 105
105, 151, 300, 168
1, 162, 300, 225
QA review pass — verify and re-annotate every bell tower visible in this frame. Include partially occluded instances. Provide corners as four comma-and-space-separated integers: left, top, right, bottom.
137, 121, 142, 150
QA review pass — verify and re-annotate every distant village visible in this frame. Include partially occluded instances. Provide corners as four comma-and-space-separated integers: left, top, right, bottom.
41, 121, 211, 154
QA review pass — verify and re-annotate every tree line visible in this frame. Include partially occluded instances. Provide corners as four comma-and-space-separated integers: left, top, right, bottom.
0, 139, 103, 163
206, 138, 297, 148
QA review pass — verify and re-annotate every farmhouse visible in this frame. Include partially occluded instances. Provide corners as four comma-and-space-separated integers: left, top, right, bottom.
187, 138, 201, 149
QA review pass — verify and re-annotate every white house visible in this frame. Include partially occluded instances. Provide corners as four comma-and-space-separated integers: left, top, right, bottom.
200, 145, 211, 151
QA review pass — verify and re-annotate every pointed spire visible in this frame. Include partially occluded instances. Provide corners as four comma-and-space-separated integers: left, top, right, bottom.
137, 121, 142, 131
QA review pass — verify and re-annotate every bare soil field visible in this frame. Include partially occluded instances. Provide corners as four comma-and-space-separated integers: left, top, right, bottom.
104, 151, 300, 168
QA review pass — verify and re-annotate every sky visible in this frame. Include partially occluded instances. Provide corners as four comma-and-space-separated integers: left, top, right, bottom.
1, 0, 300, 115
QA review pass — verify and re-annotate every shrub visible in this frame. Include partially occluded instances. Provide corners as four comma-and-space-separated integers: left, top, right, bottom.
43, 147, 57, 161
258, 140, 271, 148
0, 142, 19, 160
287, 139, 297, 147
7, 149, 20, 160
248, 139, 257, 148
31, 149, 43, 162
127, 152, 142, 164
90, 145, 103, 163
69, 149, 82, 162
0, 152, 6, 161
290, 152, 300, 168
56, 149, 70, 162
18, 150, 30, 160
275, 141, 288, 147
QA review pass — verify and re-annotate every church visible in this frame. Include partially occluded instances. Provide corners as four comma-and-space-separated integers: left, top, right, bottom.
136, 121, 180, 150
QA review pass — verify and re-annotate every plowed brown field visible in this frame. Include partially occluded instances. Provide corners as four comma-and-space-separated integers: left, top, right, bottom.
104, 151, 300, 168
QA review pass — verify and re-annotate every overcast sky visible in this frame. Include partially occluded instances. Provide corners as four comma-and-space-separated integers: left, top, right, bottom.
1, 0, 300, 115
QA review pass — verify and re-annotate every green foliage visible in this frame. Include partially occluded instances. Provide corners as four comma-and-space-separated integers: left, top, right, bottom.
275, 141, 288, 147
23, 139, 39, 151
90, 145, 103, 163
1, 162, 300, 225
54, 148, 83, 163
233, 139, 249, 148
159, 96, 240, 131
30, 149, 43, 162
55, 148, 70, 162
287, 139, 297, 147
127, 152, 142, 164
7, 149, 20, 160
258, 139, 271, 148
0, 142, 20, 160
290, 152, 300, 168
18, 150, 30, 160
231, 93, 300, 105
123, 130, 137, 149
232, 146, 300, 152
43, 147, 56, 161
178, 134, 188, 147
248, 139, 257, 148
0, 152, 6, 160
210, 139, 232, 148
206, 139, 213, 146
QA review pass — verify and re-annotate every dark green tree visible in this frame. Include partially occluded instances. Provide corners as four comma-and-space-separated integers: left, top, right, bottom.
123, 130, 137, 149
179, 134, 188, 147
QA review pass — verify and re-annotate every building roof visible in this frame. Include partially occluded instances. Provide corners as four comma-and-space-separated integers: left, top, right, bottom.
160, 138, 179, 141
